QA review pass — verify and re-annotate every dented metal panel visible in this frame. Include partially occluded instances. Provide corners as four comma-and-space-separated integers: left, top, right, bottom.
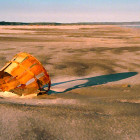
0, 52, 51, 95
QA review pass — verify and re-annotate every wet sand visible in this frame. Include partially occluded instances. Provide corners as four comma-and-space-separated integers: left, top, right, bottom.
0, 25, 140, 139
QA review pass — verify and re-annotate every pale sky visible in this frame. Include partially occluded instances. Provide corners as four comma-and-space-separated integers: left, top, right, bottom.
0, 0, 139, 22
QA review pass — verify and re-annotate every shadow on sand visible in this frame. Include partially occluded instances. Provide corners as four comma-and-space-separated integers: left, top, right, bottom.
44, 72, 138, 94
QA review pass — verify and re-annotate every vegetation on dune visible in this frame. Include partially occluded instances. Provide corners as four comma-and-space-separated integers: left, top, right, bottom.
0, 21, 140, 25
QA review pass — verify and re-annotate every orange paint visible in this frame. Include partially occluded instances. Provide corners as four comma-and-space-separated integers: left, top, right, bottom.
0, 52, 51, 95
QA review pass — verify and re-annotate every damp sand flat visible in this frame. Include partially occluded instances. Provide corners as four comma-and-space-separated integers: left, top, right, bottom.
0, 25, 140, 139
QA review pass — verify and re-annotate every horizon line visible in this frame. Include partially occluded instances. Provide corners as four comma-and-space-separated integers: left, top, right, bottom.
0, 21, 140, 24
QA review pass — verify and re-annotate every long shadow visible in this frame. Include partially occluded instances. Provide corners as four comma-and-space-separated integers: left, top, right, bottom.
43, 72, 138, 94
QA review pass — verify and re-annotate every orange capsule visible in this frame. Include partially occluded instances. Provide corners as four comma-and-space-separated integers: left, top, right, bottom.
0, 52, 51, 95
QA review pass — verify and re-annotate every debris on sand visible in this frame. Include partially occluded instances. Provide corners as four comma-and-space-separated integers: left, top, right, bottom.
122, 84, 131, 88
0, 52, 51, 96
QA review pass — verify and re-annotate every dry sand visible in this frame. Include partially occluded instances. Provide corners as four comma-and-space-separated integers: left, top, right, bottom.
0, 25, 140, 140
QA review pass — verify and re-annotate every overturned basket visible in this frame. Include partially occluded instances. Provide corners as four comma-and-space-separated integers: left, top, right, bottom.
0, 52, 51, 95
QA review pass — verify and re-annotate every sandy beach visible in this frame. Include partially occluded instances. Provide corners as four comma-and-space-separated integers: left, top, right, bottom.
0, 25, 140, 139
